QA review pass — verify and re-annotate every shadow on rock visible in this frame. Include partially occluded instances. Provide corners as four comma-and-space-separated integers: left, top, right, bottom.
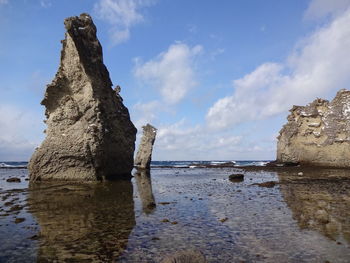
27, 179, 135, 262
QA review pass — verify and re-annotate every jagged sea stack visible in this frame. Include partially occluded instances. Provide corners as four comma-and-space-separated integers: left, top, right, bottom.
277, 89, 350, 167
28, 14, 137, 181
134, 124, 157, 169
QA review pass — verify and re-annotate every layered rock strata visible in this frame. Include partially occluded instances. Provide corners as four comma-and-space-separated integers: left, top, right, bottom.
277, 89, 350, 167
134, 124, 157, 169
28, 13, 137, 181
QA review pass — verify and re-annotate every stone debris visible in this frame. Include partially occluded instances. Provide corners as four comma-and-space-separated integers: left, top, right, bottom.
252, 181, 278, 188
228, 173, 244, 182
28, 13, 136, 181
277, 89, 350, 167
135, 124, 157, 169
14, 217, 25, 224
6, 178, 21, 183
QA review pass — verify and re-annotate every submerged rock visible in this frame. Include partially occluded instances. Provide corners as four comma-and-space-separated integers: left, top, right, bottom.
277, 89, 350, 167
6, 178, 21, 183
161, 250, 207, 263
252, 181, 277, 188
28, 14, 137, 181
14, 217, 25, 224
228, 173, 244, 182
134, 124, 157, 169
278, 170, 350, 243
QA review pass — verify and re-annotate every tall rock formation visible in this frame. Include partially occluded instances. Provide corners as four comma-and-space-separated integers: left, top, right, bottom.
277, 89, 350, 167
28, 13, 137, 181
134, 124, 157, 169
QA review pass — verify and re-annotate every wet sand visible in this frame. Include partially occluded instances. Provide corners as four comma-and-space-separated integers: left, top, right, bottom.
0, 167, 350, 262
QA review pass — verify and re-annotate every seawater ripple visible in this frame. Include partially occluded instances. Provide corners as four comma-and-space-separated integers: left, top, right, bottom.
0, 167, 349, 262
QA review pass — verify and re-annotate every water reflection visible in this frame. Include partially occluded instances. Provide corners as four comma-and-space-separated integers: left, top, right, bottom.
134, 169, 156, 214
278, 169, 350, 243
27, 180, 135, 262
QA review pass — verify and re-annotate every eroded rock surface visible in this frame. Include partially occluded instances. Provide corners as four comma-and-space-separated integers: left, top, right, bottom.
28, 13, 137, 181
134, 124, 157, 169
277, 89, 350, 167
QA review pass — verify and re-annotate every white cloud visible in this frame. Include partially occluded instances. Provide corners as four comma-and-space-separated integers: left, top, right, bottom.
0, 105, 44, 161
40, 0, 51, 8
132, 100, 160, 129
0, 0, 8, 5
94, 0, 155, 45
206, 8, 350, 130
134, 43, 202, 104
210, 48, 225, 60
155, 120, 239, 152
187, 24, 197, 33
110, 28, 130, 45
304, 0, 350, 20
151, 119, 274, 160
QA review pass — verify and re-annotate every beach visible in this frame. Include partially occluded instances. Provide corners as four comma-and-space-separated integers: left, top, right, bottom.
1, 163, 349, 262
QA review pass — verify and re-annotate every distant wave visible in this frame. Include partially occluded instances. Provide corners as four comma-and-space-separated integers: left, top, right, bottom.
0, 160, 270, 169
151, 160, 270, 168
0, 162, 28, 169
237, 161, 269, 167
210, 161, 236, 165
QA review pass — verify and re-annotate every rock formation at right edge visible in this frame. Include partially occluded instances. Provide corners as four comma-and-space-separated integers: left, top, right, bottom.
134, 124, 157, 169
277, 89, 350, 167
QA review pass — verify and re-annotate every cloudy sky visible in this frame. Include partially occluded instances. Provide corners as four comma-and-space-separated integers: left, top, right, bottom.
1, 0, 350, 161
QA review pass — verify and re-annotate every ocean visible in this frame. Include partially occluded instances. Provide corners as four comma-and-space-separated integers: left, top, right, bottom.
0, 160, 270, 169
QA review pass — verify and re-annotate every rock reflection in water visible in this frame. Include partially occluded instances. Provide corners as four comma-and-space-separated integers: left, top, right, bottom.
134, 169, 156, 214
27, 180, 135, 262
278, 169, 350, 243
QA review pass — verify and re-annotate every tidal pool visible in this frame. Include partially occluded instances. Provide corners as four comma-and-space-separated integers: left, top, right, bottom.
0, 167, 349, 262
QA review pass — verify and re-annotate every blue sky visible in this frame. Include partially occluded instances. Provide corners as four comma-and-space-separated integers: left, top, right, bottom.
1, 0, 350, 161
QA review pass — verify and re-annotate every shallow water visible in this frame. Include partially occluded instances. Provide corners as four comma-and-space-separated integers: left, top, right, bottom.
0, 167, 350, 262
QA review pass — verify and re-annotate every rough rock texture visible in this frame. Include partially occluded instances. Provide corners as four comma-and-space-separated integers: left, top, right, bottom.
161, 250, 207, 263
277, 89, 350, 167
28, 13, 137, 181
134, 124, 157, 169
